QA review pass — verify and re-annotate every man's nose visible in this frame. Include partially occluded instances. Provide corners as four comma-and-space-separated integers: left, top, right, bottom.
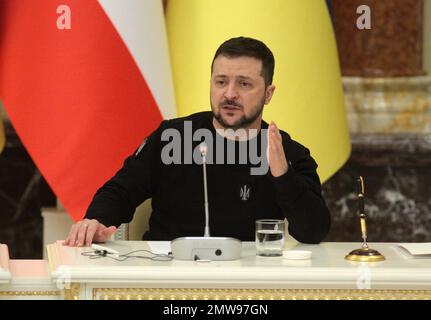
224, 83, 239, 100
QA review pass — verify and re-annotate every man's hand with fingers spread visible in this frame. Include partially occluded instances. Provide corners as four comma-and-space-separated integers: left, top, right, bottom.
268, 121, 289, 177
63, 219, 117, 247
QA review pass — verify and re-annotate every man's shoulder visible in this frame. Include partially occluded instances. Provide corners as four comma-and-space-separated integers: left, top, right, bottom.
275, 130, 317, 168
275, 127, 312, 159
161, 111, 212, 130
261, 120, 294, 145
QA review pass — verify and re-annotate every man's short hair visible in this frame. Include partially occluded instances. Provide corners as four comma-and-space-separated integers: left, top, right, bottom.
211, 36, 275, 86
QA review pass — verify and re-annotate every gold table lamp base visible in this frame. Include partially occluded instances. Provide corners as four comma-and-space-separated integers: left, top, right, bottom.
345, 248, 385, 262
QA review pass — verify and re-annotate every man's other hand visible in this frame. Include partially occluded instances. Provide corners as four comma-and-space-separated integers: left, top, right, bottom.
268, 121, 288, 177
63, 219, 117, 247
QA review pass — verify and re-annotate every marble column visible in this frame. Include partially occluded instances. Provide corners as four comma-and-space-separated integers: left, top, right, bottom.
333, 0, 424, 77
332, 0, 431, 134
323, 0, 431, 242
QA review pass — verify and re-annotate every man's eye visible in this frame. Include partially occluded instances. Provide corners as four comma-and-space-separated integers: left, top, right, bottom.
240, 82, 250, 87
216, 80, 225, 86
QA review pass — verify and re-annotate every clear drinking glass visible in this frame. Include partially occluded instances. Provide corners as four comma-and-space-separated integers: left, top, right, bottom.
255, 219, 285, 257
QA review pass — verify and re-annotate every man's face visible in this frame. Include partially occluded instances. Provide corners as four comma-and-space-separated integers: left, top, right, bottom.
210, 55, 275, 130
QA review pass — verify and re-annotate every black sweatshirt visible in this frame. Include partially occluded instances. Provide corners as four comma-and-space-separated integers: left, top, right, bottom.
85, 111, 330, 243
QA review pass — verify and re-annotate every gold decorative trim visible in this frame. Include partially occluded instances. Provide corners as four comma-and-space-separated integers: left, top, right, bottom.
63, 283, 81, 300
0, 290, 61, 297
92, 288, 431, 300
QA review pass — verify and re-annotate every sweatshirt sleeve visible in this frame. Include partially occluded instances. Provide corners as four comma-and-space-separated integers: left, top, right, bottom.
84, 121, 165, 227
271, 136, 331, 244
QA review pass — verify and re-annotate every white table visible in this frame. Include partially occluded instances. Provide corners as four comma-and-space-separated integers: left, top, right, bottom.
0, 244, 11, 285
46, 240, 431, 300
0, 244, 60, 299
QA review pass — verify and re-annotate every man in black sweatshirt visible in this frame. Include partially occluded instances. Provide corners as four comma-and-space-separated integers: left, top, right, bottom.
64, 36, 330, 247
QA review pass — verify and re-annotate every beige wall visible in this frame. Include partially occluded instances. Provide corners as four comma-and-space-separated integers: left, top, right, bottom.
129, 199, 152, 240
425, 0, 431, 75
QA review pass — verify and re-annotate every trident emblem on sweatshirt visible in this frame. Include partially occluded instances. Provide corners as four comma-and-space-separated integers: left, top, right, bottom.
240, 185, 250, 201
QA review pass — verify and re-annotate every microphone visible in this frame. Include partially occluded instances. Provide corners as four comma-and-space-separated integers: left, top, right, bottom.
170, 142, 242, 261
200, 142, 210, 237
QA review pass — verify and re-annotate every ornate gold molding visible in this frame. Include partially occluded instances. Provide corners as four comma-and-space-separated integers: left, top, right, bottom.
0, 290, 60, 297
93, 288, 431, 300
63, 283, 81, 300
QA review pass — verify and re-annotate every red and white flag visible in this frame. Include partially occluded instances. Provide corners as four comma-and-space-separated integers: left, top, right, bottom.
0, 0, 176, 220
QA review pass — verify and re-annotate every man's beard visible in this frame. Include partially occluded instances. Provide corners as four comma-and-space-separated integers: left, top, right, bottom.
212, 97, 265, 130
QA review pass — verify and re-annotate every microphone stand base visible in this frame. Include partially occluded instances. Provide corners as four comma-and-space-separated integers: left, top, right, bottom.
171, 237, 242, 261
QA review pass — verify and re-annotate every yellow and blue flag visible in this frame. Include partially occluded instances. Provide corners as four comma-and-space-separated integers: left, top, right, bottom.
166, 0, 351, 182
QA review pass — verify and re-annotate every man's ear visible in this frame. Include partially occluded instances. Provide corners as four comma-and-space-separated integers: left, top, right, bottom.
264, 85, 276, 104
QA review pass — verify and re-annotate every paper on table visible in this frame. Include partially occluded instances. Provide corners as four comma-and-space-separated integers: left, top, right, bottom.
395, 243, 431, 258
147, 241, 171, 255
